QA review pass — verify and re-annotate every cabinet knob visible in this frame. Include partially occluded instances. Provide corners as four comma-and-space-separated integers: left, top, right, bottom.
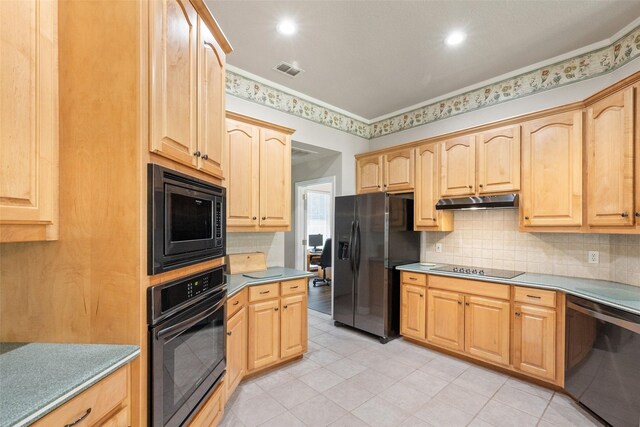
227, 331, 232, 336
419, 294, 423, 298
193, 150, 201, 157
457, 301, 462, 305
465, 302, 469, 306
201, 154, 209, 160
621, 212, 629, 218
479, 184, 483, 188
468, 185, 472, 189
377, 185, 381, 188
252, 216, 257, 220
515, 312, 521, 317
274, 307, 279, 311
525, 216, 530, 220
636, 212, 640, 217
262, 217, 266, 220
284, 305, 288, 309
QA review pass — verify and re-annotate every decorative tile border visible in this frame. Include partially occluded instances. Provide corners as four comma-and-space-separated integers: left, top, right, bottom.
225, 24, 640, 140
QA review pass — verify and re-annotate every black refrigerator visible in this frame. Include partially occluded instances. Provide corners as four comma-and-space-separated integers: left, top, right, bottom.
333, 192, 420, 343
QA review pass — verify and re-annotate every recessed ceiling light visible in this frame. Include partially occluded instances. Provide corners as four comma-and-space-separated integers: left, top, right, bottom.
277, 20, 297, 36
445, 31, 466, 46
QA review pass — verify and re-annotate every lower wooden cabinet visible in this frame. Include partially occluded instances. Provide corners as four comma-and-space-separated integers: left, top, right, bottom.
226, 306, 247, 398
513, 303, 557, 381
32, 365, 130, 427
400, 283, 427, 340
280, 293, 308, 358
248, 298, 280, 371
464, 296, 510, 366
189, 379, 225, 427
427, 289, 465, 351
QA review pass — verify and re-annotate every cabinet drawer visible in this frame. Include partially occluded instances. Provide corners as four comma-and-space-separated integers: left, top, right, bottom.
32, 366, 128, 427
402, 272, 427, 286
248, 283, 279, 302
189, 380, 225, 427
227, 289, 247, 319
514, 287, 556, 308
281, 279, 306, 296
429, 275, 509, 300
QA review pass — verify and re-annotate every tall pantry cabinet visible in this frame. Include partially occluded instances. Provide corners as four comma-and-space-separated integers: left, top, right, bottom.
0, 1, 232, 426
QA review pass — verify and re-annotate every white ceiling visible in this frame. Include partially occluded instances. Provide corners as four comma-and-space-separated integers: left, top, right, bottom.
208, 1, 640, 120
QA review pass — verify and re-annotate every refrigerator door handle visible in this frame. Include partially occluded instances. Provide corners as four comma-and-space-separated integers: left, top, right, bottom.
354, 220, 361, 275
348, 220, 355, 272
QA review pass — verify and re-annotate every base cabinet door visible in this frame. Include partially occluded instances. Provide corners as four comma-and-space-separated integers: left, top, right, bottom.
464, 296, 510, 366
248, 299, 280, 371
280, 294, 307, 358
400, 284, 426, 340
226, 307, 246, 398
427, 289, 464, 351
513, 303, 557, 381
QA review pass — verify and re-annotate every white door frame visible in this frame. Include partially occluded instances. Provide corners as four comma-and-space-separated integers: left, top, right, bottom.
294, 176, 336, 272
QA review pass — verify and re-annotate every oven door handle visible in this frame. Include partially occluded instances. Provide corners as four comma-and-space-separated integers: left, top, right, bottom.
567, 301, 640, 334
156, 298, 225, 340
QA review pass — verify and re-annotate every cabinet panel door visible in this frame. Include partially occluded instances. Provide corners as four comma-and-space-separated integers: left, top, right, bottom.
400, 284, 426, 340
522, 111, 582, 227
226, 307, 246, 398
197, 18, 225, 179
587, 88, 635, 227
259, 129, 291, 228
513, 304, 557, 381
0, 0, 57, 229
150, 0, 198, 166
477, 125, 521, 194
415, 145, 438, 228
427, 289, 464, 351
248, 299, 280, 371
441, 136, 476, 197
280, 294, 307, 358
384, 148, 414, 192
356, 156, 382, 194
464, 296, 510, 366
226, 119, 260, 228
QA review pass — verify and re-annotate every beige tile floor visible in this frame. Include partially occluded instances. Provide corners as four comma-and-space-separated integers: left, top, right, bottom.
220, 310, 603, 427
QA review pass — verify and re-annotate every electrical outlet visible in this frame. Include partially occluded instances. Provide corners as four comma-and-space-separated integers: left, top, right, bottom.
588, 251, 599, 264
435, 243, 443, 253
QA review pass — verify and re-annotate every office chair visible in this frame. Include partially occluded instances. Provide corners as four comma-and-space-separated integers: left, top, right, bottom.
312, 238, 331, 287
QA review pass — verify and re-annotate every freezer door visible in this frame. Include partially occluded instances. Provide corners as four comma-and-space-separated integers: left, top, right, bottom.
353, 193, 386, 337
333, 195, 356, 326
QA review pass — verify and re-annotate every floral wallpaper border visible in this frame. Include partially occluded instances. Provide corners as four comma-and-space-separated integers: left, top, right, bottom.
225, 24, 640, 140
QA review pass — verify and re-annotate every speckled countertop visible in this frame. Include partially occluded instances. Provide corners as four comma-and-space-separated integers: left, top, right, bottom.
227, 267, 314, 296
397, 263, 640, 315
0, 343, 140, 427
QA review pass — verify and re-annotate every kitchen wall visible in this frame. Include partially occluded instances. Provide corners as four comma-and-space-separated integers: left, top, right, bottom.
421, 210, 640, 287
227, 232, 285, 267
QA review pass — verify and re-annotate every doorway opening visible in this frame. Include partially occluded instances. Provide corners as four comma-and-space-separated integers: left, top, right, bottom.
294, 177, 335, 315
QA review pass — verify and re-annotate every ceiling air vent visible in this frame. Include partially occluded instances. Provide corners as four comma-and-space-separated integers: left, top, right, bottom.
273, 61, 304, 78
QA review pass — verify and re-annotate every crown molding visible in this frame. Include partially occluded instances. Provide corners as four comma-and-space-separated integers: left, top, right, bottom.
224, 22, 640, 139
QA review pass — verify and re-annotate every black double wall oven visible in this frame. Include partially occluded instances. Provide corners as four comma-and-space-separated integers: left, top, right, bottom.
147, 164, 227, 426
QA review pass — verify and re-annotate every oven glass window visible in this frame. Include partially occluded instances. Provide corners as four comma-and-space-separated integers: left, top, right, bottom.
162, 307, 224, 424
170, 193, 213, 242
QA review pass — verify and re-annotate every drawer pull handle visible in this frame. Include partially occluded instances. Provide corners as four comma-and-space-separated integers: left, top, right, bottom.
65, 408, 92, 427
260, 290, 270, 295
409, 277, 417, 281
233, 301, 239, 306
526, 294, 541, 299
291, 285, 299, 289
227, 331, 232, 336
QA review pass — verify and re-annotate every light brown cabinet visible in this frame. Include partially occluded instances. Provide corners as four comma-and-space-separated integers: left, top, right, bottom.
248, 298, 280, 371
586, 87, 636, 228
356, 155, 383, 194
477, 125, 521, 194
427, 289, 465, 351
189, 379, 225, 427
150, 1, 226, 180
0, 0, 59, 242
383, 148, 415, 192
225, 112, 294, 232
280, 293, 308, 358
400, 283, 427, 340
226, 305, 247, 398
513, 303, 557, 381
521, 110, 583, 228
440, 135, 476, 197
414, 144, 453, 231
464, 295, 510, 366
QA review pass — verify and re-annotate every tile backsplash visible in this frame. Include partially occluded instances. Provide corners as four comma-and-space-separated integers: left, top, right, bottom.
422, 210, 640, 287
227, 232, 285, 267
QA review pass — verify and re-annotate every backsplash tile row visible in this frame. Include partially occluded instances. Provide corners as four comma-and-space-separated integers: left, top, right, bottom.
227, 232, 285, 268
421, 210, 640, 287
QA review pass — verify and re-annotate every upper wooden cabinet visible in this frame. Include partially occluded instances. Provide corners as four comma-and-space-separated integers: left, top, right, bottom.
150, 0, 226, 179
440, 135, 476, 197
383, 148, 415, 192
0, 0, 59, 242
356, 155, 383, 194
586, 87, 636, 228
414, 144, 452, 231
225, 112, 294, 232
521, 110, 583, 228
477, 125, 521, 194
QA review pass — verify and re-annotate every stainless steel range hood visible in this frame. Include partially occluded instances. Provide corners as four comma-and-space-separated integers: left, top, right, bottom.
435, 194, 519, 210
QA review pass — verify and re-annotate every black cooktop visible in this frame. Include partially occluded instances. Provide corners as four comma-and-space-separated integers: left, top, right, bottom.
432, 265, 524, 280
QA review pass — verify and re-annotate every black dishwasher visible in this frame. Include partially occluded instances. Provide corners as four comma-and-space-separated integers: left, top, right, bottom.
565, 295, 640, 427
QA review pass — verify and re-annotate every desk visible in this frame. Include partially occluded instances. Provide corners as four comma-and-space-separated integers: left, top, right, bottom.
306, 250, 322, 274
